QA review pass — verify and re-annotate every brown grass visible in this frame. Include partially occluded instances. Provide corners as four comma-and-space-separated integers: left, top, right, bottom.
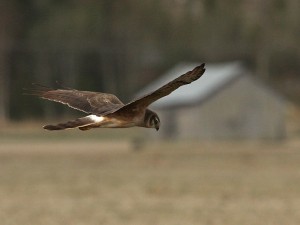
1, 130, 300, 224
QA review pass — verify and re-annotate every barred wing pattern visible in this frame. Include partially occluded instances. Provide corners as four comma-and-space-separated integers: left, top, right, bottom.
28, 86, 124, 115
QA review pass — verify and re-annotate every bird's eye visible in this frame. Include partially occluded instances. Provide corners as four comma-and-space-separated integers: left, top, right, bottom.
153, 116, 159, 125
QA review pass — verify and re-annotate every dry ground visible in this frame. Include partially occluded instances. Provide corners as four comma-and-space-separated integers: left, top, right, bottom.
1, 127, 300, 225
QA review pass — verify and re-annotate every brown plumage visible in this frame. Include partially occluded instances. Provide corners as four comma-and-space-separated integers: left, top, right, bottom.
26, 63, 206, 131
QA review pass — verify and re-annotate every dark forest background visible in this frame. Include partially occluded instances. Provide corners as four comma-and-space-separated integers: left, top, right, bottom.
0, 0, 299, 122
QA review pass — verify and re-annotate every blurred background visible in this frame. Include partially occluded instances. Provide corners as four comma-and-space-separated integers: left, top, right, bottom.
0, 0, 300, 122
1, 0, 300, 224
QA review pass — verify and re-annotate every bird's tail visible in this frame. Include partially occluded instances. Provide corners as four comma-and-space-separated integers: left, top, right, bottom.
43, 116, 96, 131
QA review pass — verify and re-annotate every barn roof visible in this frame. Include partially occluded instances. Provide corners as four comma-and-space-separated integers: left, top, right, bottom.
137, 61, 248, 108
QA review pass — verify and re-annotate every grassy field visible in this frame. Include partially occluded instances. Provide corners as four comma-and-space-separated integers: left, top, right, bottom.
1, 126, 300, 225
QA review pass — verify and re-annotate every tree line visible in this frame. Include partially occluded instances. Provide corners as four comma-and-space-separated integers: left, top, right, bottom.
0, 0, 299, 122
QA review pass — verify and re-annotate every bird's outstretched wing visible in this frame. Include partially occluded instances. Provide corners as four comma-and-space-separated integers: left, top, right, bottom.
26, 84, 124, 115
114, 63, 206, 115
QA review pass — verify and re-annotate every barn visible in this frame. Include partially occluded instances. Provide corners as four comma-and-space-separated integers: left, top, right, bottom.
139, 62, 286, 140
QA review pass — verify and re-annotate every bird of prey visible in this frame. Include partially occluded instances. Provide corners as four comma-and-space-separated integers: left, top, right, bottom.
28, 63, 205, 131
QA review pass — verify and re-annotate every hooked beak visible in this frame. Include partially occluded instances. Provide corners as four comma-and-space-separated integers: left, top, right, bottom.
155, 126, 159, 131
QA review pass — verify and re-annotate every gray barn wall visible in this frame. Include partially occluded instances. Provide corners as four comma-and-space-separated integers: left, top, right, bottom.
154, 76, 286, 140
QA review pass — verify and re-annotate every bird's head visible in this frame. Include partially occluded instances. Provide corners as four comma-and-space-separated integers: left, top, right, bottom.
145, 109, 160, 131
150, 114, 160, 131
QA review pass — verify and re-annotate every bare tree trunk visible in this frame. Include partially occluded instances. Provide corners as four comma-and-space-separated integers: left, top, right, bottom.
61, 50, 78, 117
99, 47, 118, 94
0, 2, 16, 123
61, 52, 78, 88
255, 0, 272, 80
35, 49, 55, 119
0, 46, 9, 123
287, 0, 300, 27
256, 40, 271, 80
287, 0, 300, 59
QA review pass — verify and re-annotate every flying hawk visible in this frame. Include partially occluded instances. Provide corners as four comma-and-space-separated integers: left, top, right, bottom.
28, 63, 205, 131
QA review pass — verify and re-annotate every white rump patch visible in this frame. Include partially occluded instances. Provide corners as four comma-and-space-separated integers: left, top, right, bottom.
87, 115, 105, 123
